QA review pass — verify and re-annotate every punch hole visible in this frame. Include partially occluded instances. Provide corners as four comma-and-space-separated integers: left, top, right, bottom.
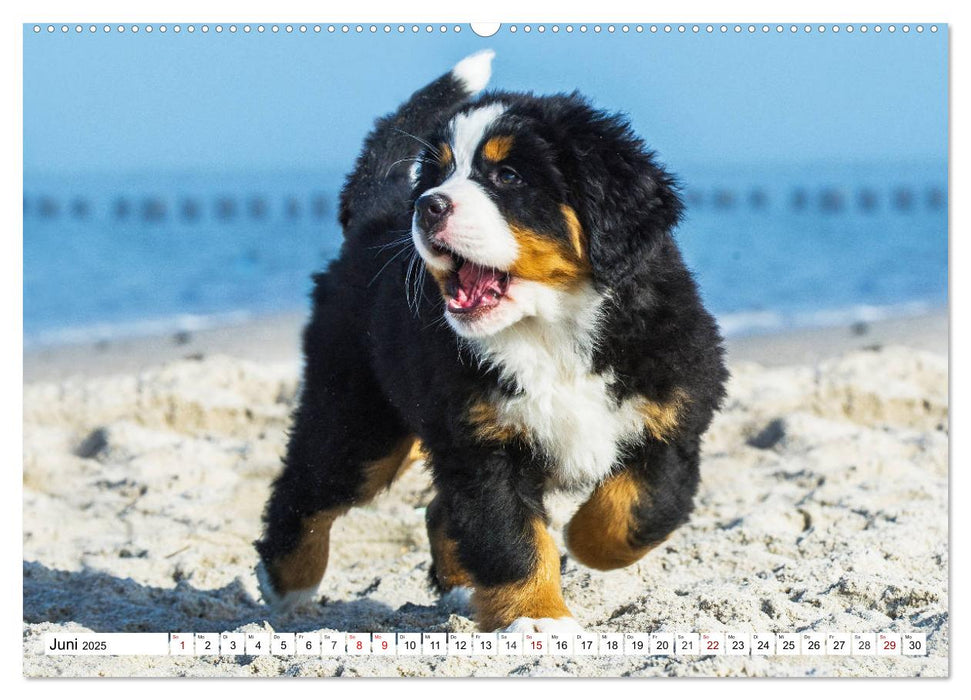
146, 25, 154, 33
917, 25, 925, 32
470, 22, 500, 37
903, 25, 911, 32
160, 25, 168, 33
510, 25, 518, 33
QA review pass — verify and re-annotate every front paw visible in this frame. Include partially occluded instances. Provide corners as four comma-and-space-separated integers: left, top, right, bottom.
501, 616, 584, 634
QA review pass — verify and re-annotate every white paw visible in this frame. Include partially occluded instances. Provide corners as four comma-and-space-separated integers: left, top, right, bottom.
502, 616, 584, 634
255, 560, 318, 613
438, 586, 473, 614
452, 49, 495, 94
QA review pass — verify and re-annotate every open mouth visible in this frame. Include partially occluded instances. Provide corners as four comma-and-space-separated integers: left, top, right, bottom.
431, 244, 511, 316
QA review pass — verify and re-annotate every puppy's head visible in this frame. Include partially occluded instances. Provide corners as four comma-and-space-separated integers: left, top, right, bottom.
410, 93, 682, 339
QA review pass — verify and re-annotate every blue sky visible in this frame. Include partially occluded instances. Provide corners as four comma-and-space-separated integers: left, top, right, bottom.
23, 25, 947, 174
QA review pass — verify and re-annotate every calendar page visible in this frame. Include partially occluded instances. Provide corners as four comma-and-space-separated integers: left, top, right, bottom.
21, 5, 949, 680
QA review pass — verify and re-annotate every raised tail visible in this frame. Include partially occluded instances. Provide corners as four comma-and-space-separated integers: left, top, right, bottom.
338, 50, 495, 230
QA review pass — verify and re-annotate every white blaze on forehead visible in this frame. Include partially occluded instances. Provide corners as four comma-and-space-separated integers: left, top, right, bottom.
449, 103, 506, 177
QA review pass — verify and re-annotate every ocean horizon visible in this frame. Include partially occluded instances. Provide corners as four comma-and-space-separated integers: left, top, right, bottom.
23, 159, 947, 349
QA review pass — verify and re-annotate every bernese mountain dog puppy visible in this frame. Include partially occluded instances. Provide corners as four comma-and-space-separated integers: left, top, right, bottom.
256, 50, 727, 633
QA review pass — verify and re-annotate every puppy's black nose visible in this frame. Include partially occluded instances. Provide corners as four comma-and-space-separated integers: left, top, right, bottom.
415, 193, 452, 233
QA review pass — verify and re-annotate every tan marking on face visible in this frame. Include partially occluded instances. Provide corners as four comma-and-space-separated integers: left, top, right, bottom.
637, 389, 687, 442
482, 135, 514, 162
560, 204, 586, 259
438, 142, 453, 170
565, 470, 658, 571
468, 400, 528, 443
508, 222, 592, 288
472, 519, 572, 631
427, 521, 475, 591
267, 436, 417, 595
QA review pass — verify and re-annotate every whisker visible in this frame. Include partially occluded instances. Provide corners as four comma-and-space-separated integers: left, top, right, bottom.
392, 127, 441, 158
368, 244, 412, 287
384, 156, 437, 180
367, 235, 413, 252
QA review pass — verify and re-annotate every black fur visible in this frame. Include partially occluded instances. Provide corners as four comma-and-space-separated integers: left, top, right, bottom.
257, 62, 727, 604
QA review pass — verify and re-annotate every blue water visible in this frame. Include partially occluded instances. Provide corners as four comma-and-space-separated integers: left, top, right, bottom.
23, 160, 947, 347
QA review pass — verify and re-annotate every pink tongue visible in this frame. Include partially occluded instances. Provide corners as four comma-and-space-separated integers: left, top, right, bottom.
450, 262, 505, 311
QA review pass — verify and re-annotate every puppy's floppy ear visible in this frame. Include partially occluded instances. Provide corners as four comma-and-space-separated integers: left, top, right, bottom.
554, 96, 683, 293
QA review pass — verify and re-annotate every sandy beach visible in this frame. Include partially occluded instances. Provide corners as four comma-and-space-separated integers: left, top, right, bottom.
22, 310, 949, 677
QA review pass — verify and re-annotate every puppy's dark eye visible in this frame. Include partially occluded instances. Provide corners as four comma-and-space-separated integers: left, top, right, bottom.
493, 166, 524, 187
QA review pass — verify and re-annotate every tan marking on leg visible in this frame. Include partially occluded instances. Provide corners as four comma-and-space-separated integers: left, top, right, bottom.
481, 135, 514, 162
269, 436, 417, 595
637, 389, 686, 442
467, 400, 528, 443
566, 470, 657, 571
267, 508, 346, 593
560, 204, 586, 259
509, 224, 591, 288
427, 521, 475, 591
472, 519, 572, 631
359, 436, 419, 499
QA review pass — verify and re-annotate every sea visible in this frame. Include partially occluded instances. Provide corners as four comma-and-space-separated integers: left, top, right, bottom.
22, 160, 947, 348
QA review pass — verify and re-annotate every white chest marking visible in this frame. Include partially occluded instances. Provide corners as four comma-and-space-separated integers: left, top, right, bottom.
474, 289, 646, 488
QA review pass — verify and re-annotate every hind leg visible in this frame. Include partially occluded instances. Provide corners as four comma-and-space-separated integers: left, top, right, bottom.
566, 440, 700, 571
255, 313, 417, 610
